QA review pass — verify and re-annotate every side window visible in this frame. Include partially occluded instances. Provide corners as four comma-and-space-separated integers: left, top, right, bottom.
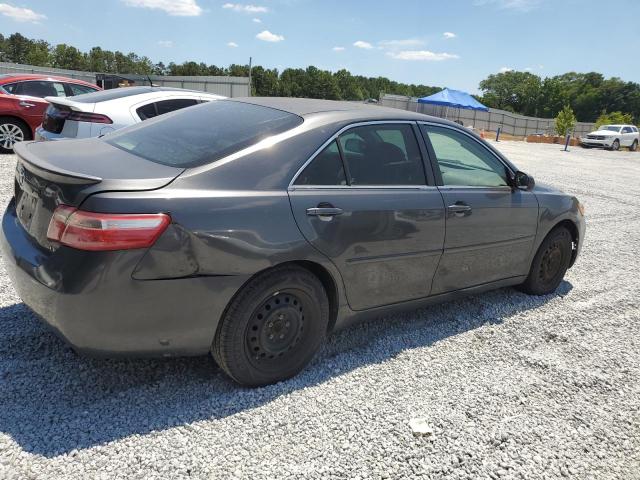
136, 103, 158, 120
622, 126, 632, 133
294, 140, 346, 186
633, 127, 639, 133
155, 98, 198, 116
17, 81, 60, 98
337, 124, 425, 186
67, 83, 98, 96
52, 82, 66, 97
422, 125, 509, 187
2, 82, 19, 94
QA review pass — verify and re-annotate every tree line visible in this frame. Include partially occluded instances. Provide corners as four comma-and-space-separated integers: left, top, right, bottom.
1, 32, 638, 123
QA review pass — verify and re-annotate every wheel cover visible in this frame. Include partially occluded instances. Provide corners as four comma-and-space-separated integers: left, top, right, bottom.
539, 241, 563, 284
246, 291, 306, 364
0, 123, 24, 149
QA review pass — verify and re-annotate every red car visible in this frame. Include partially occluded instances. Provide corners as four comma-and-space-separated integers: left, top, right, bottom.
0, 73, 100, 153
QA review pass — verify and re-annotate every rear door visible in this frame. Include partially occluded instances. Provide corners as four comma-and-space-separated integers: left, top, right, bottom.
288, 121, 446, 311
420, 123, 539, 294
14, 80, 67, 125
621, 126, 634, 147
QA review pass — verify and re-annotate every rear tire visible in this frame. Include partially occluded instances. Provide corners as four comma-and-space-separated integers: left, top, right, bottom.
518, 226, 572, 296
630, 140, 638, 152
212, 265, 329, 387
0, 117, 30, 153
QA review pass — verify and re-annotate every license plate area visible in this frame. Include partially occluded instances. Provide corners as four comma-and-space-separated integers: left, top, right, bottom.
16, 190, 38, 232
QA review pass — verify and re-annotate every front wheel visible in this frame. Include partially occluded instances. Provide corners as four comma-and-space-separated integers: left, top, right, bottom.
0, 117, 30, 153
518, 226, 573, 295
630, 140, 638, 152
212, 265, 329, 387
610, 139, 620, 151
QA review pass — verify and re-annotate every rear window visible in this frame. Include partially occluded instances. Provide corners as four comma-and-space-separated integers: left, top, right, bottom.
105, 100, 303, 168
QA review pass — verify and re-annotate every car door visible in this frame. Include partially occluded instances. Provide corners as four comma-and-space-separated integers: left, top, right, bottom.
13, 80, 66, 126
621, 126, 634, 147
420, 123, 539, 294
288, 121, 446, 311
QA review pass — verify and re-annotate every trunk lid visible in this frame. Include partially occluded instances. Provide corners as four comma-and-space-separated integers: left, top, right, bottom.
41, 97, 94, 134
13, 139, 184, 249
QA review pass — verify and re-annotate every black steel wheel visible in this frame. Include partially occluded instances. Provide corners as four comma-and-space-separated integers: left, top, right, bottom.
212, 265, 329, 387
518, 226, 572, 295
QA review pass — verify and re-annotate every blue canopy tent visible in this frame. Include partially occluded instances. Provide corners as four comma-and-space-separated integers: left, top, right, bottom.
417, 88, 488, 122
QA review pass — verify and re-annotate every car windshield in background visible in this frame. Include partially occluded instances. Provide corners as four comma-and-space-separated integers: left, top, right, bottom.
600, 126, 621, 132
105, 100, 303, 168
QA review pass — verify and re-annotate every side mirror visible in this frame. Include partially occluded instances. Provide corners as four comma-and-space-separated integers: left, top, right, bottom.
513, 171, 535, 191
344, 138, 365, 154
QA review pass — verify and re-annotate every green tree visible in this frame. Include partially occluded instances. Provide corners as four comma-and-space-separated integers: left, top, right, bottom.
51, 44, 86, 70
555, 105, 577, 136
595, 111, 633, 129
479, 70, 542, 116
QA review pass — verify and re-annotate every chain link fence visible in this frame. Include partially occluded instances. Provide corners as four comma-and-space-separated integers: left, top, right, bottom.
381, 94, 596, 138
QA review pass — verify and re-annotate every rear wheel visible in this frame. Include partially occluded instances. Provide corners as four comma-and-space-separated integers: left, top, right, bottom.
518, 226, 573, 296
0, 117, 30, 153
212, 265, 329, 387
630, 140, 638, 152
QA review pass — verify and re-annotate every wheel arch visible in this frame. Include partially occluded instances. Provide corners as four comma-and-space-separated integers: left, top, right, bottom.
0, 114, 34, 139
552, 219, 580, 267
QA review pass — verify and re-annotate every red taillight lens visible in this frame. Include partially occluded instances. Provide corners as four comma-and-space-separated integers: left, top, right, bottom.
47, 205, 171, 251
67, 112, 113, 124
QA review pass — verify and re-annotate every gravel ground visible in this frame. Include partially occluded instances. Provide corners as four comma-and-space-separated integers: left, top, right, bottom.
0, 141, 639, 479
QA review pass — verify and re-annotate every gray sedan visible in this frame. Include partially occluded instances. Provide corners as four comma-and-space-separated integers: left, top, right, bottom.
0, 98, 585, 386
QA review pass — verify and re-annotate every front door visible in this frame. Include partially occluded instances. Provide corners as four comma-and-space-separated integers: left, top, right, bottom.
288, 122, 446, 311
420, 123, 539, 294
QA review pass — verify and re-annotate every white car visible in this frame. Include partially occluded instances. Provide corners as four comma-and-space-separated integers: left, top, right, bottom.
580, 124, 639, 151
35, 86, 225, 141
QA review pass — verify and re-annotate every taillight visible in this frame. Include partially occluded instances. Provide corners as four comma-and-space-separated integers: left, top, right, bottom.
47, 205, 171, 251
67, 112, 113, 124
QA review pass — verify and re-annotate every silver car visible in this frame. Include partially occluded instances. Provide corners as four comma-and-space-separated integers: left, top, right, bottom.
35, 86, 225, 141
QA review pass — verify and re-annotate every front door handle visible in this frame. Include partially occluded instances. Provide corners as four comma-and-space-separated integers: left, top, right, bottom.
19, 101, 36, 108
447, 202, 472, 216
306, 207, 343, 217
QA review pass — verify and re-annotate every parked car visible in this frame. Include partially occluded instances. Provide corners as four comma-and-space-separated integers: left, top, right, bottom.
0, 73, 100, 152
579, 124, 639, 151
35, 86, 225, 141
0, 98, 585, 387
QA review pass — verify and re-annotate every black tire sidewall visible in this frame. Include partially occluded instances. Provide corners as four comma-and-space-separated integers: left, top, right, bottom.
630, 140, 638, 152
612, 139, 620, 151
522, 227, 572, 295
213, 266, 329, 387
0, 118, 30, 153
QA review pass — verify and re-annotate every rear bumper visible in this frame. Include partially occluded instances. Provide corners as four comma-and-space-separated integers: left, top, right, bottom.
35, 126, 67, 142
0, 199, 248, 357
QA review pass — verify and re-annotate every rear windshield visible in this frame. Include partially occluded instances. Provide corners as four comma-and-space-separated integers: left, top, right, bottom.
105, 100, 303, 168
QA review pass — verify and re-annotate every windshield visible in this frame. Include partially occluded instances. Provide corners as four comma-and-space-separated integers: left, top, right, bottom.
105, 100, 303, 168
599, 125, 621, 132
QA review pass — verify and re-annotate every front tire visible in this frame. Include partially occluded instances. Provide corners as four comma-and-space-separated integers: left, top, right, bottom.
212, 265, 329, 387
0, 117, 30, 153
518, 226, 573, 296
610, 139, 620, 151
630, 140, 638, 152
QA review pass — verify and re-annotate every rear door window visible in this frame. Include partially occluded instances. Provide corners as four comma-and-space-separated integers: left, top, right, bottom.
155, 98, 198, 115
136, 103, 158, 120
294, 141, 346, 186
67, 83, 98, 96
2, 82, 19, 94
17, 81, 65, 98
107, 100, 303, 167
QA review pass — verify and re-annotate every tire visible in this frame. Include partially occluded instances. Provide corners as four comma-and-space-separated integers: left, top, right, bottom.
630, 140, 638, 152
0, 117, 30, 153
518, 226, 573, 296
611, 139, 620, 151
212, 265, 329, 387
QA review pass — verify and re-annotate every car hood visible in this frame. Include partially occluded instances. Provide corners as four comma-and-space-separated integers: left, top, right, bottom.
532, 181, 565, 195
588, 130, 618, 136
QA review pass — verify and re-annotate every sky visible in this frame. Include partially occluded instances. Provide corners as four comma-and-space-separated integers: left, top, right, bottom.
0, 0, 638, 93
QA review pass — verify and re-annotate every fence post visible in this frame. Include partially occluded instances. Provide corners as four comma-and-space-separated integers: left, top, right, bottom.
496, 126, 501, 142
563, 133, 571, 151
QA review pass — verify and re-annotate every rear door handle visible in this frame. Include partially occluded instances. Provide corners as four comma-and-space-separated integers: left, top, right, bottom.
447, 203, 472, 216
306, 207, 343, 217
19, 101, 36, 108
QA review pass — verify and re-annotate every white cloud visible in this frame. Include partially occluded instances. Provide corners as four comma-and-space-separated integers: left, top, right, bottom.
378, 39, 424, 48
0, 3, 46, 22
388, 50, 459, 61
332, 46, 345, 52
252, 17, 261, 22
157, 40, 173, 47
473, 0, 542, 12
122, 0, 202, 16
443, 32, 456, 39
222, 3, 267, 13
353, 40, 373, 49
499, 66, 514, 73
227, 41, 239, 47
256, 30, 284, 42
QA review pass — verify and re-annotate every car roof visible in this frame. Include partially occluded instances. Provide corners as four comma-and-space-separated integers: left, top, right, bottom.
0, 73, 96, 86
69, 86, 217, 103
229, 96, 442, 122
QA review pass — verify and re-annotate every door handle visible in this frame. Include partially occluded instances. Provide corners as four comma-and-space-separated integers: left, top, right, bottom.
19, 101, 35, 108
447, 203, 472, 216
306, 206, 343, 217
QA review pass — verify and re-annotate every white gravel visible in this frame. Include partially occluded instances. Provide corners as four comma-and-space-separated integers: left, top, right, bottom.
0, 141, 639, 479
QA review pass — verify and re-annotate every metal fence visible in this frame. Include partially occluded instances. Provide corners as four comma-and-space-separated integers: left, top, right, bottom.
381, 94, 596, 138
0, 62, 250, 97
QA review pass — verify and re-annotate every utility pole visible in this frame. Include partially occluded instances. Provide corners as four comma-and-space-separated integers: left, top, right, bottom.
248, 56, 252, 97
